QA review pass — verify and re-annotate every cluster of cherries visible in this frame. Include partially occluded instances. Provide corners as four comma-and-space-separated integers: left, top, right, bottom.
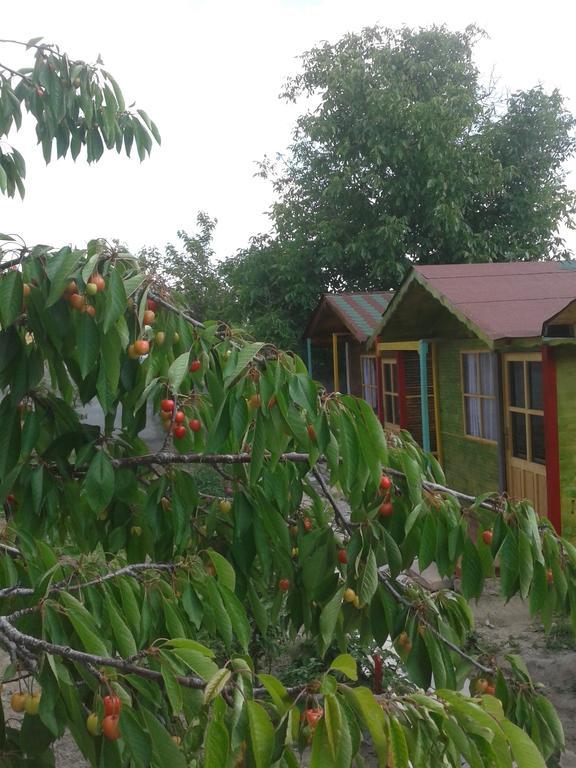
86, 694, 121, 740
61, 273, 105, 317
160, 393, 202, 439
378, 474, 394, 517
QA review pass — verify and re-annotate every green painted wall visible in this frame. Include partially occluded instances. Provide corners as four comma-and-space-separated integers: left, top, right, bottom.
436, 339, 501, 497
554, 348, 576, 540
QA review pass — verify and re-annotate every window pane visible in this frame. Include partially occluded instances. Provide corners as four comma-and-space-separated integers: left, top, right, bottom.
508, 362, 525, 408
479, 353, 496, 396
463, 354, 479, 394
465, 397, 482, 437
393, 395, 400, 424
511, 412, 527, 459
384, 395, 394, 423
481, 398, 497, 441
528, 362, 543, 411
383, 363, 392, 392
391, 363, 398, 392
530, 415, 545, 464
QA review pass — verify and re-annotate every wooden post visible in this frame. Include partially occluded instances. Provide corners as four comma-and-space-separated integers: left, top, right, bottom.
542, 345, 561, 534
419, 340, 431, 453
431, 343, 443, 463
306, 337, 313, 377
375, 338, 385, 425
332, 333, 340, 393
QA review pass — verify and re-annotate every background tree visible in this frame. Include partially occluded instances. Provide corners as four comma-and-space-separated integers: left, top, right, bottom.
0, 36, 572, 768
138, 212, 232, 322
222, 25, 576, 348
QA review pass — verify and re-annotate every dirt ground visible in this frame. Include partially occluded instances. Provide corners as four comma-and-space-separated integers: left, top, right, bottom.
1, 581, 575, 767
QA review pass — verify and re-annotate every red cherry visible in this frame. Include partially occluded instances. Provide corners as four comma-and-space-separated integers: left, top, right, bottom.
305, 708, 324, 728
278, 578, 290, 592
380, 475, 392, 492
147, 298, 157, 311
6, 494, 16, 505
482, 530, 493, 546
379, 502, 394, 517
189, 359, 201, 373
173, 425, 186, 439
103, 695, 121, 717
174, 411, 185, 424
337, 549, 348, 564
102, 715, 121, 741
160, 399, 175, 412
189, 419, 202, 432
133, 339, 149, 355
303, 518, 313, 531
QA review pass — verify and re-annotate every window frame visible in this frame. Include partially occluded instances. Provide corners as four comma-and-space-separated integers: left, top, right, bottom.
504, 353, 545, 466
360, 355, 378, 411
460, 350, 498, 444
381, 355, 400, 429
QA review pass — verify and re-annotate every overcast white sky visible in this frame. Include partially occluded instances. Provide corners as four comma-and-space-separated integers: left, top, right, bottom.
2, 0, 576, 260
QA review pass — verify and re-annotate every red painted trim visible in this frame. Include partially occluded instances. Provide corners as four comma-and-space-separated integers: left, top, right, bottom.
397, 351, 408, 429
542, 346, 561, 534
375, 337, 385, 425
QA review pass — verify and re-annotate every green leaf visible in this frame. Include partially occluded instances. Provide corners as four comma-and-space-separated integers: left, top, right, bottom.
46, 247, 81, 307
59, 593, 109, 657
168, 352, 190, 390
461, 538, 484, 599
257, 674, 290, 715
119, 706, 151, 768
204, 668, 232, 705
76, 312, 99, 378
160, 660, 183, 715
225, 341, 265, 385
246, 700, 275, 768
518, 530, 534, 599
329, 654, 358, 681
219, 584, 251, 652
500, 719, 546, 768
342, 686, 387, 763
84, 450, 115, 513
207, 548, 236, 591
387, 716, 409, 768
319, 587, 344, 650
172, 648, 218, 681
141, 707, 187, 768
324, 694, 342, 758
106, 596, 137, 657
0, 270, 23, 327
102, 268, 127, 333
499, 531, 519, 599
534, 695, 564, 750
204, 717, 229, 768
358, 550, 378, 604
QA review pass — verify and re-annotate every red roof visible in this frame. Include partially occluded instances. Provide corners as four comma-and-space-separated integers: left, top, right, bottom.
413, 262, 576, 340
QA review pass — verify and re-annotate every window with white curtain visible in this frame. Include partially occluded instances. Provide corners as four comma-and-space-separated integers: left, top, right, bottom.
360, 356, 378, 411
462, 352, 497, 441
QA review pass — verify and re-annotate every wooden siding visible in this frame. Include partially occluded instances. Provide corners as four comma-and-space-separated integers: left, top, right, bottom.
436, 339, 500, 497
554, 348, 576, 540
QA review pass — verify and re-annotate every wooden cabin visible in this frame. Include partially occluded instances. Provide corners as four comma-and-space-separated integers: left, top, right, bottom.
371, 262, 576, 539
303, 291, 392, 407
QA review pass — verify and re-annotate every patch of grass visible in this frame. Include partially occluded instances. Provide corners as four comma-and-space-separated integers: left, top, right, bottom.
544, 620, 576, 651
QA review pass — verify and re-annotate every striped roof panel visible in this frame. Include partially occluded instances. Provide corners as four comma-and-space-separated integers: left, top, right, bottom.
326, 292, 392, 341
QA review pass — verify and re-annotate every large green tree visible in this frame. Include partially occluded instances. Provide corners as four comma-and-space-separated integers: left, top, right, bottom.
0, 36, 573, 768
138, 213, 232, 322
223, 25, 576, 348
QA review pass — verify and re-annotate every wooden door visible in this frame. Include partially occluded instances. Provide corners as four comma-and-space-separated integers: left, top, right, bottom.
503, 353, 547, 514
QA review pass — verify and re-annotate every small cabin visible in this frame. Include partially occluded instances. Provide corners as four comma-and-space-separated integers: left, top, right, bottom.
371, 262, 576, 539
303, 291, 392, 408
